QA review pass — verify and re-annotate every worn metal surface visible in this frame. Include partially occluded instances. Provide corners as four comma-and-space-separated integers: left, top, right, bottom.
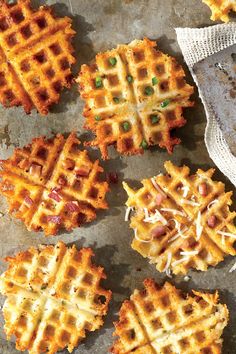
193, 44, 236, 156
0, 0, 236, 353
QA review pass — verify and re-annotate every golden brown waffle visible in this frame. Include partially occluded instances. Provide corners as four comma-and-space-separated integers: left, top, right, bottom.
203, 0, 236, 22
123, 161, 236, 275
111, 279, 229, 354
0, 0, 75, 115
77, 38, 194, 159
0, 241, 112, 354
0, 132, 109, 236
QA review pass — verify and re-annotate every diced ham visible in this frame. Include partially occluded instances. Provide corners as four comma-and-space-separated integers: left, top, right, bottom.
106, 172, 118, 184
207, 215, 217, 228
47, 215, 61, 224
65, 201, 79, 212
24, 196, 34, 206
198, 183, 208, 196
181, 239, 198, 250
18, 158, 29, 169
75, 166, 90, 177
58, 176, 67, 186
151, 225, 166, 238
48, 190, 61, 202
156, 193, 165, 206
29, 163, 42, 177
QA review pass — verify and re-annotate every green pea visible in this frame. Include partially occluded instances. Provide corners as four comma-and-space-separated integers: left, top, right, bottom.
41, 284, 48, 290
152, 76, 158, 85
150, 114, 160, 124
113, 97, 120, 103
126, 74, 133, 83
109, 57, 117, 66
122, 121, 131, 131
95, 76, 103, 88
95, 115, 101, 121
144, 86, 154, 96
161, 99, 170, 108
140, 139, 148, 149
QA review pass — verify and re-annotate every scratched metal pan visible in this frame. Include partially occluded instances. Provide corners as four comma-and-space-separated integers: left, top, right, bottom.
193, 44, 236, 156
0, 1, 236, 354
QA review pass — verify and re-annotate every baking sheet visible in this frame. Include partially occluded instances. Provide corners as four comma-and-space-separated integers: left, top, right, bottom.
0, 1, 236, 353
193, 44, 236, 156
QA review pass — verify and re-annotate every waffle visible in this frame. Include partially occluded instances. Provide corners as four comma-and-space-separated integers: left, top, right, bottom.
77, 38, 194, 159
0, 132, 109, 236
0, 0, 75, 115
203, 0, 236, 22
123, 161, 236, 275
0, 241, 112, 354
111, 279, 229, 354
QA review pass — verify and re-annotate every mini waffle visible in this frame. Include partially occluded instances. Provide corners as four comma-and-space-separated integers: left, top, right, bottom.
123, 161, 236, 275
111, 279, 229, 354
0, 0, 75, 115
203, 0, 236, 22
77, 38, 194, 159
0, 132, 109, 236
0, 241, 112, 354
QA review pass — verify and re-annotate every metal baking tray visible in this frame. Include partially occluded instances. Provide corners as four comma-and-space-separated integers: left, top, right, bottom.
0, 1, 235, 353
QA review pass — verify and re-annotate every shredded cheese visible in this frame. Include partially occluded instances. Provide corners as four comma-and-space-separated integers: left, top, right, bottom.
207, 199, 218, 210
168, 219, 188, 242
229, 261, 236, 273
134, 228, 153, 243
143, 209, 168, 225
151, 177, 166, 197
181, 198, 200, 207
180, 250, 199, 256
195, 211, 203, 240
143, 207, 149, 220
217, 230, 236, 239
160, 208, 186, 217
162, 252, 172, 273
172, 256, 189, 267
181, 185, 189, 198
125, 206, 133, 221
221, 235, 225, 245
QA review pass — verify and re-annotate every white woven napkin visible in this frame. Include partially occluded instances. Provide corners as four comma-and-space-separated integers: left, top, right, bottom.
176, 24, 236, 186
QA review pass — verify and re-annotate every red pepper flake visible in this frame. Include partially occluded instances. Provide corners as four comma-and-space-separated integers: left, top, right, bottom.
24, 196, 34, 206
106, 172, 118, 184
151, 225, 166, 238
47, 215, 61, 224
48, 190, 61, 202
65, 201, 79, 212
